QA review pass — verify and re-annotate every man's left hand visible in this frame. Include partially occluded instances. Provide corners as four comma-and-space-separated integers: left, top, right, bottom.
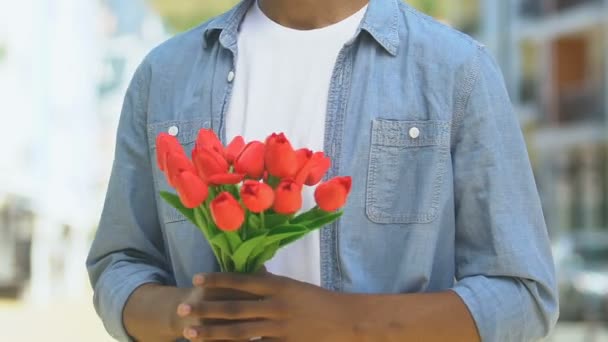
178, 271, 357, 341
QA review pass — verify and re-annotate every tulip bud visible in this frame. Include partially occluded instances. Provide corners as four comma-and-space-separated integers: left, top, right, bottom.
174, 171, 208, 209
273, 179, 303, 215
207, 173, 245, 185
294, 151, 331, 186
265, 133, 298, 178
241, 180, 274, 213
156, 133, 182, 172
295, 148, 313, 171
165, 152, 197, 188
225, 136, 246, 164
314, 176, 352, 212
210, 192, 245, 231
192, 145, 229, 181
234, 141, 265, 179
195, 129, 224, 155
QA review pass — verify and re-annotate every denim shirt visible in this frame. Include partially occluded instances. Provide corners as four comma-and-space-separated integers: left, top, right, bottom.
86, 0, 558, 341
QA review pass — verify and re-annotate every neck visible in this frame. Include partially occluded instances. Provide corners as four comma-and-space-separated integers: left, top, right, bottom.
258, 0, 369, 30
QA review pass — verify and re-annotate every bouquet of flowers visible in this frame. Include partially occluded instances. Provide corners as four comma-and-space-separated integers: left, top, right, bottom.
156, 129, 351, 273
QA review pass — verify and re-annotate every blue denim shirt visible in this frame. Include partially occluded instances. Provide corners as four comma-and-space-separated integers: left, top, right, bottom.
86, 0, 558, 340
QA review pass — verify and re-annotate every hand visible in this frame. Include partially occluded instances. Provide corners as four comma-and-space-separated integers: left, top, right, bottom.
177, 272, 356, 342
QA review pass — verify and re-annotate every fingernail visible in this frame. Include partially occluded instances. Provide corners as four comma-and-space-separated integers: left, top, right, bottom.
193, 274, 205, 286
184, 328, 198, 338
177, 304, 191, 316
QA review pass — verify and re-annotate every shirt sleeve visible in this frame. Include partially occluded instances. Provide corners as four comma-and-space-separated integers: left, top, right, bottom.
450, 46, 559, 342
86, 59, 172, 341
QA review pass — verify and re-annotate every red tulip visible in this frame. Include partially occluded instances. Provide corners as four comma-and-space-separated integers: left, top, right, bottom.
265, 133, 298, 178
165, 152, 196, 187
207, 173, 245, 185
156, 133, 182, 172
210, 192, 245, 231
195, 129, 224, 155
173, 171, 208, 208
294, 152, 331, 186
234, 141, 265, 179
225, 136, 245, 164
273, 179, 303, 214
314, 176, 352, 212
295, 148, 313, 171
240, 180, 274, 213
305, 152, 331, 186
192, 145, 229, 181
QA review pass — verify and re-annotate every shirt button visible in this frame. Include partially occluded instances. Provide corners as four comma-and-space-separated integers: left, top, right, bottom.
409, 127, 420, 139
168, 126, 179, 136
227, 70, 235, 82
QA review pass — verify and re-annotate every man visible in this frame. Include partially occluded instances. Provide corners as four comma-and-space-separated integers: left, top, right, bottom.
87, 0, 559, 341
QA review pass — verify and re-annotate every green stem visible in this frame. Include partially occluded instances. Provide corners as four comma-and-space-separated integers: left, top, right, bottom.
260, 211, 266, 230
199, 205, 227, 271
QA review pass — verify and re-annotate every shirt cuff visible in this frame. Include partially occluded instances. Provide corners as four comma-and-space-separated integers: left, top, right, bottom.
451, 275, 525, 342
94, 264, 168, 341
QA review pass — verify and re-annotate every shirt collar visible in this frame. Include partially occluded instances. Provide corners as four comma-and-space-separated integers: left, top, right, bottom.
202, 0, 401, 56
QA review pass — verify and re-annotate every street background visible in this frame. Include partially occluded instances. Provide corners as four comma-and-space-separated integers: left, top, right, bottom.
0, 0, 607, 340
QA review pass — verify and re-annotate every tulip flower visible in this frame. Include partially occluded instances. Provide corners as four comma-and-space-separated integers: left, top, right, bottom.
210, 192, 245, 231
273, 179, 303, 214
314, 176, 352, 212
234, 141, 265, 179
156, 133, 182, 172
165, 152, 197, 187
173, 171, 208, 208
208, 173, 245, 185
295, 148, 313, 171
241, 180, 274, 213
192, 145, 229, 181
295, 151, 331, 186
196, 128, 224, 155
225, 136, 245, 164
265, 133, 298, 178
305, 153, 331, 186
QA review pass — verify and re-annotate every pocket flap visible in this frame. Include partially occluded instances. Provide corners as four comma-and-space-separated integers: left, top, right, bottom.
371, 119, 450, 147
147, 118, 210, 149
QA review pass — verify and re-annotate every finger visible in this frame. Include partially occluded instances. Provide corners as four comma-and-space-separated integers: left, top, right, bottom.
198, 273, 278, 296
189, 300, 280, 320
190, 320, 283, 340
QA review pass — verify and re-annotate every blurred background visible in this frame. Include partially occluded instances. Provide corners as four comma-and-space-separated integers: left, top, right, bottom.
0, 0, 606, 340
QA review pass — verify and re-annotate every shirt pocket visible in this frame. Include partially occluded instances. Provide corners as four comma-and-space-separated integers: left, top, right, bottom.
147, 118, 210, 224
366, 119, 450, 224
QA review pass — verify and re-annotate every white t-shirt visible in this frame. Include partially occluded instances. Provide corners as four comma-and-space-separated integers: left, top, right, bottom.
226, 1, 367, 285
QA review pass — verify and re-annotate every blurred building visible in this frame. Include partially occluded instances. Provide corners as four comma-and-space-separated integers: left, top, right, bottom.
512, 0, 608, 237
0, 0, 166, 301
437, 0, 608, 238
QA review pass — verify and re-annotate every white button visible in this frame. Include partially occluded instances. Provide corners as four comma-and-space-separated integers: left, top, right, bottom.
227, 70, 235, 82
168, 126, 179, 136
409, 127, 420, 139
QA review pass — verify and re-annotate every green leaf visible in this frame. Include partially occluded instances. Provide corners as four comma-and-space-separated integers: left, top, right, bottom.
246, 241, 268, 272
301, 211, 344, 231
193, 207, 206, 228
263, 213, 290, 229
247, 213, 261, 230
221, 250, 234, 272
248, 242, 280, 273
265, 224, 308, 246
232, 234, 268, 272
209, 234, 232, 257
278, 232, 309, 247
224, 231, 243, 253
291, 207, 324, 225
160, 191, 195, 224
